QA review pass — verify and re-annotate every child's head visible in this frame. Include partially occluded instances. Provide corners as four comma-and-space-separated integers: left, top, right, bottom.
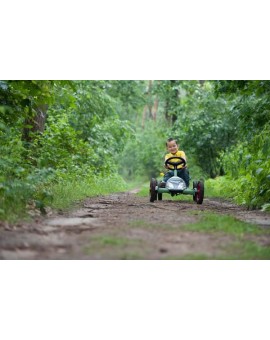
166, 138, 179, 154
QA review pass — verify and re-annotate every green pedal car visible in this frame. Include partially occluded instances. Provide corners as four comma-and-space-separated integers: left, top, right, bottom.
149, 156, 204, 204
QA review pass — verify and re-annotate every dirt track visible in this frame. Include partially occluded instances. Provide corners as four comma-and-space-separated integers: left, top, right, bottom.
1, 190, 270, 259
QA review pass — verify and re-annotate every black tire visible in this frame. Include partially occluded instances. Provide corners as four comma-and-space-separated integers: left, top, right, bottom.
195, 180, 204, 204
150, 178, 157, 202
158, 193, 162, 200
193, 181, 198, 202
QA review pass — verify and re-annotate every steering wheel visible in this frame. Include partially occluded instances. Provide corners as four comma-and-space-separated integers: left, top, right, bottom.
165, 156, 186, 169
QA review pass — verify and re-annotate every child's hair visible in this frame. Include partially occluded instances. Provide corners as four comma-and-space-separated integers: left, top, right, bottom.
166, 137, 178, 146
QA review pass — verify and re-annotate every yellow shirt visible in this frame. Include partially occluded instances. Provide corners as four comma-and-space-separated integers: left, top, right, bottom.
165, 150, 186, 170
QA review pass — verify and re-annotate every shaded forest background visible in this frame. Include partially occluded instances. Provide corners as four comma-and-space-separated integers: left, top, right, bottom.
0, 80, 270, 220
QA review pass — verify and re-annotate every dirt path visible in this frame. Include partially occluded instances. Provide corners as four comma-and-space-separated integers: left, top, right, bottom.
1, 191, 270, 259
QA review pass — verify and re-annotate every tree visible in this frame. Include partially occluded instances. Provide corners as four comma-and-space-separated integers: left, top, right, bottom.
0, 80, 72, 145
214, 80, 270, 138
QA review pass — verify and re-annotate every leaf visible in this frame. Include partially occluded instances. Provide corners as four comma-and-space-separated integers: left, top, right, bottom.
261, 203, 270, 212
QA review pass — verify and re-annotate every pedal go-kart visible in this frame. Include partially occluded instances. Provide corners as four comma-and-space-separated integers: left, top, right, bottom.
149, 156, 204, 204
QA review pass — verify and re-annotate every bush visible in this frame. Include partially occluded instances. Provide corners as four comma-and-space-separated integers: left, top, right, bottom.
208, 124, 270, 209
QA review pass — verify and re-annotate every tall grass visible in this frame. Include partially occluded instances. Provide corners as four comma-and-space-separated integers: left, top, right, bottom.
0, 173, 128, 222
205, 176, 235, 199
45, 174, 128, 209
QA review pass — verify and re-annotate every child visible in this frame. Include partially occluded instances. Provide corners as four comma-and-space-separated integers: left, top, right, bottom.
160, 138, 190, 187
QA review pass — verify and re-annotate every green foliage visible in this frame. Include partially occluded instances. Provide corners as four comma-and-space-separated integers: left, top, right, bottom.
0, 81, 71, 126
221, 124, 270, 208
208, 80, 270, 209
33, 113, 96, 171
136, 183, 150, 197
68, 81, 116, 135
47, 173, 127, 210
104, 80, 146, 121
171, 82, 238, 178
0, 80, 134, 220
119, 120, 168, 179
261, 203, 270, 212
204, 124, 270, 209
214, 80, 270, 97
153, 80, 200, 123
204, 177, 233, 199
57, 81, 134, 172
233, 95, 270, 135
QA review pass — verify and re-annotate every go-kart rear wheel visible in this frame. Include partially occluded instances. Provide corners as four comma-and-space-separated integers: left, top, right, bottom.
195, 180, 204, 204
150, 178, 157, 202
193, 181, 198, 201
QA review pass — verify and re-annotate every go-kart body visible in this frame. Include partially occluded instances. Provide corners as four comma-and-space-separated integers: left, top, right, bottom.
150, 156, 204, 204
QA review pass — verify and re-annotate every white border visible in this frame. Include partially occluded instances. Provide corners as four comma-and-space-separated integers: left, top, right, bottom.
1, 1, 270, 79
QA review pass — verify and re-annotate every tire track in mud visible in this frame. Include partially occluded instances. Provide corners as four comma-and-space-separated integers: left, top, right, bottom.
0, 191, 270, 259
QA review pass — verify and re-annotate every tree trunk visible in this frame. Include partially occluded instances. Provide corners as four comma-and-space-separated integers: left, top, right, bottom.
33, 104, 48, 133
141, 105, 148, 129
22, 103, 48, 143
142, 80, 155, 127
147, 80, 153, 118
170, 80, 179, 124
164, 93, 170, 123
152, 97, 159, 121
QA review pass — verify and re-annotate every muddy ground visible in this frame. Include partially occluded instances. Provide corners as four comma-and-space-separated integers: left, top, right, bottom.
1, 190, 270, 259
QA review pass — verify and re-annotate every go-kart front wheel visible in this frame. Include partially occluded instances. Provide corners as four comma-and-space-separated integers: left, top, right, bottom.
150, 178, 157, 202
194, 180, 204, 204
193, 181, 198, 201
